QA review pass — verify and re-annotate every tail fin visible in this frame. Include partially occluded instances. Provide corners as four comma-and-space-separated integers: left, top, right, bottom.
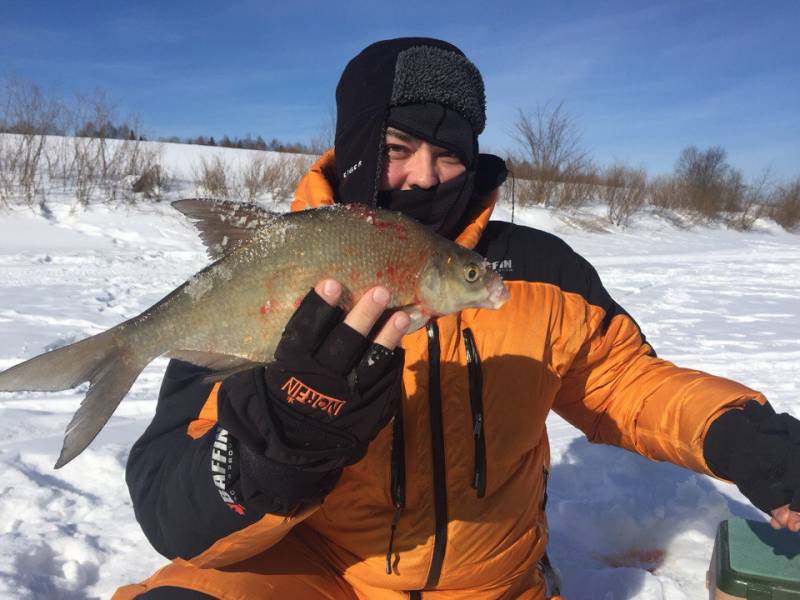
0, 328, 149, 468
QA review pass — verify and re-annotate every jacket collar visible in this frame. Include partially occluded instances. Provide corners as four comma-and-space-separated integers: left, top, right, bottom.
291, 149, 497, 250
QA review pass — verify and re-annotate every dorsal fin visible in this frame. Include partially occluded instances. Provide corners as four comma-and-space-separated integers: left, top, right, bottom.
171, 198, 279, 260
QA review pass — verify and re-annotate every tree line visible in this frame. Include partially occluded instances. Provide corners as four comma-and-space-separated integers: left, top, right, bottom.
506, 101, 799, 231
1, 77, 798, 231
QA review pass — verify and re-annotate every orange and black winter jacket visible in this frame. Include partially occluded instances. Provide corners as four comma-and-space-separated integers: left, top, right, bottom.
126, 151, 766, 592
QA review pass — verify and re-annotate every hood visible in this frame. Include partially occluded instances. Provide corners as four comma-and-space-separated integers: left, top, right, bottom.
333, 37, 487, 208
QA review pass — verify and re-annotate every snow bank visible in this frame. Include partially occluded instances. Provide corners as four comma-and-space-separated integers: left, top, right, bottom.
0, 140, 798, 598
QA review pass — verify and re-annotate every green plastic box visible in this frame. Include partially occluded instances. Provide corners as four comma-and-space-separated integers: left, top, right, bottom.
707, 519, 800, 599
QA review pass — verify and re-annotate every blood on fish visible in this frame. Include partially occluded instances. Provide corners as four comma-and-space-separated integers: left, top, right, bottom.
259, 305, 270, 316
350, 205, 408, 241
376, 271, 383, 279
294, 297, 303, 308
373, 218, 407, 240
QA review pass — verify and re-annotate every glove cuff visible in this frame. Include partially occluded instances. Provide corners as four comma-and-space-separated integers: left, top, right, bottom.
704, 400, 794, 513
237, 440, 343, 516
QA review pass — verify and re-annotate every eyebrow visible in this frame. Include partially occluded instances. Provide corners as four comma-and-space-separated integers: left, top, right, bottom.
385, 127, 417, 143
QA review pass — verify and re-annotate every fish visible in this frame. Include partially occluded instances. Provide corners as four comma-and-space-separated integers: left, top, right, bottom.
0, 200, 510, 468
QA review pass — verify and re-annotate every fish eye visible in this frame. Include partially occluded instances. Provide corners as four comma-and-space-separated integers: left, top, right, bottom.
464, 263, 481, 283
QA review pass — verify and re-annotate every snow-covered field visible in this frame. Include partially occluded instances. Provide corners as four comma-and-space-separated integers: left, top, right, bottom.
0, 141, 798, 599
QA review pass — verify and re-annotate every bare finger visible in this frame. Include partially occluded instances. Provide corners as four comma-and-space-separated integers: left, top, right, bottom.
770, 505, 791, 529
314, 279, 342, 307
372, 311, 411, 351
789, 511, 800, 533
343, 286, 392, 336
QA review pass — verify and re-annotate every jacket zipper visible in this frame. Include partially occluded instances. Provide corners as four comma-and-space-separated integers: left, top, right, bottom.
385, 407, 406, 575
463, 328, 487, 498
423, 321, 448, 589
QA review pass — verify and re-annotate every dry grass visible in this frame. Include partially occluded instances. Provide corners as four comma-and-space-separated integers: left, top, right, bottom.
192, 153, 314, 205
194, 155, 231, 198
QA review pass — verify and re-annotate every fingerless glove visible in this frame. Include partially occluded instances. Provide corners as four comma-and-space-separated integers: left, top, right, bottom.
217, 289, 404, 515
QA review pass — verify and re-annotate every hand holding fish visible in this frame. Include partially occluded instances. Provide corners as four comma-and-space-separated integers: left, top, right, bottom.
216, 279, 410, 513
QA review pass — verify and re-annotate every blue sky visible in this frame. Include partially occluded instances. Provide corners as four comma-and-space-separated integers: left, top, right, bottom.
2, 0, 798, 179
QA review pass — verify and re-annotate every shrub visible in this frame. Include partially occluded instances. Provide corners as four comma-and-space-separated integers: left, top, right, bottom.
71, 136, 98, 207
241, 155, 271, 201
648, 175, 682, 211
673, 146, 744, 221
0, 135, 18, 205
260, 154, 315, 204
771, 178, 800, 231
131, 163, 169, 201
195, 155, 231, 198
729, 170, 771, 232
602, 165, 647, 226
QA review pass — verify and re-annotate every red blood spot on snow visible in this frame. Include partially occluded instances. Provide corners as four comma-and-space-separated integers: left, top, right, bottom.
599, 548, 665, 573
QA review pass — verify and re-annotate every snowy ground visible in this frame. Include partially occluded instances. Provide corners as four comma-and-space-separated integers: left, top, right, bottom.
0, 142, 798, 599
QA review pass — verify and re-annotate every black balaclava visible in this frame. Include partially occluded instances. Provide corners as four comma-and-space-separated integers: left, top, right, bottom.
334, 38, 504, 239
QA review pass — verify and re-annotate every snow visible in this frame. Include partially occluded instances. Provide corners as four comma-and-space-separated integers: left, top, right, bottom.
0, 140, 799, 599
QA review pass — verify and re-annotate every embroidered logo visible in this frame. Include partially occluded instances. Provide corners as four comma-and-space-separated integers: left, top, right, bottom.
282, 376, 346, 417
342, 159, 362, 179
211, 427, 246, 516
490, 259, 513, 273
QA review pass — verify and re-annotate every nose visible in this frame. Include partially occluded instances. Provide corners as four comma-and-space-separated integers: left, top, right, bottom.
405, 147, 438, 190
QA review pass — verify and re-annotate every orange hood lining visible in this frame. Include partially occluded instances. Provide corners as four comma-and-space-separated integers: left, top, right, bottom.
291, 149, 498, 250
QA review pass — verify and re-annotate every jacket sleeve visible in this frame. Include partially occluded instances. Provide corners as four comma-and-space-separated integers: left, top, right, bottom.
126, 360, 318, 565
551, 252, 767, 475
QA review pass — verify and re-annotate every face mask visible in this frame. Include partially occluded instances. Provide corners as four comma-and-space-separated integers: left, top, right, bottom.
376, 170, 475, 239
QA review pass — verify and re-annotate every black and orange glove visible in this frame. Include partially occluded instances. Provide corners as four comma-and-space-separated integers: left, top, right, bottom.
704, 400, 800, 514
217, 288, 404, 514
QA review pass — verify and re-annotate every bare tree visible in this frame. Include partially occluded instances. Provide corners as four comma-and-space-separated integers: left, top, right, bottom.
511, 101, 592, 206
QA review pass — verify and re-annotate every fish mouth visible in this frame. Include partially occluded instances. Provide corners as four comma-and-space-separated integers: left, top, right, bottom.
482, 277, 510, 309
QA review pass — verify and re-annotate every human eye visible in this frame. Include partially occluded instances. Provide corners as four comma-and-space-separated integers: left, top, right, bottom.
438, 150, 463, 165
385, 142, 410, 159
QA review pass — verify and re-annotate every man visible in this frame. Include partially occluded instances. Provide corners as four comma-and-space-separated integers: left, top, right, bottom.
115, 38, 800, 599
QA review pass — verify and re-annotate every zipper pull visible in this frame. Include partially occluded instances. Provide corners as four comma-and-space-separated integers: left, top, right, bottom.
473, 412, 483, 436
385, 506, 402, 575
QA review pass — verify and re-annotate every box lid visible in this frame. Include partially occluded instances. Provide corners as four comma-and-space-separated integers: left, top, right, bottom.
716, 519, 800, 598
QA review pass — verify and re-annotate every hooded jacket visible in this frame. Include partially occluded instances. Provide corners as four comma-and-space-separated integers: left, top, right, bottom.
117, 149, 766, 598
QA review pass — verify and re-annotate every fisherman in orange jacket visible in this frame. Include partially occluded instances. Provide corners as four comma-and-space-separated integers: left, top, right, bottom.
116, 38, 800, 599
